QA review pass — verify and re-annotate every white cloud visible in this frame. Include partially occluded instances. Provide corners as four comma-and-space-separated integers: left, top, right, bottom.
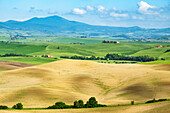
132, 16, 144, 20
110, 12, 128, 17
113, 8, 117, 11
48, 10, 57, 14
86, 5, 94, 11
73, 8, 87, 15
138, 1, 158, 14
132, 16, 137, 19
97, 5, 105, 12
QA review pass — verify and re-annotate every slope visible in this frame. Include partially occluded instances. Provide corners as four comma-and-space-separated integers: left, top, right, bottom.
0, 60, 169, 108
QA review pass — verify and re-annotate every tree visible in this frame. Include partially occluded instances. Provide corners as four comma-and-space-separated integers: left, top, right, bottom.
78, 100, 84, 108
12, 105, 17, 109
74, 100, 79, 108
12, 103, 23, 109
131, 101, 134, 105
85, 97, 98, 108
0, 105, 8, 109
74, 100, 84, 108
55, 102, 66, 109
16, 103, 23, 109
102, 40, 106, 43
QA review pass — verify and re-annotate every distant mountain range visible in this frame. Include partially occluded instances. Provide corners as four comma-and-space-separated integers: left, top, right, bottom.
0, 15, 169, 38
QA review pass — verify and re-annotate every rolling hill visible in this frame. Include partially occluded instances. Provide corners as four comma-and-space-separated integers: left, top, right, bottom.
0, 60, 169, 109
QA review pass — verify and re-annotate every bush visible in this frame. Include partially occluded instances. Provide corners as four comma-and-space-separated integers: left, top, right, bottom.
12, 103, 23, 109
131, 101, 134, 105
0, 105, 8, 109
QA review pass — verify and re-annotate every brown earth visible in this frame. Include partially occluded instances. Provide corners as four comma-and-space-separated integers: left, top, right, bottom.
0, 60, 34, 70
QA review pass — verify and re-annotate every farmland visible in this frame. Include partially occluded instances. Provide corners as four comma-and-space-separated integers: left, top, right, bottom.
0, 60, 170, 112
0, 41, 169, 64
0, 37, 170, 113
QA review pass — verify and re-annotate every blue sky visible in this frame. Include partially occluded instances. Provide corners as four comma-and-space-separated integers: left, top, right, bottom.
0, 0, 170, 28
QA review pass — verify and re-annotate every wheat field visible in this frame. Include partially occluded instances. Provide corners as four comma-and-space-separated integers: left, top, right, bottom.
0, 60, 170, 112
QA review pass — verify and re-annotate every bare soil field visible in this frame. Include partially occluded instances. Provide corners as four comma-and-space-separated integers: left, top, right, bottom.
0, 60, 34, 70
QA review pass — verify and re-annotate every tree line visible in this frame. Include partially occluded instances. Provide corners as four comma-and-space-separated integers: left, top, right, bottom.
0, 53, 32, 57
164, 49, 170, 53
47, 97, 106, 109
102, 40, 119, 43
0, 98, 169, 110
60, 53, 158, 62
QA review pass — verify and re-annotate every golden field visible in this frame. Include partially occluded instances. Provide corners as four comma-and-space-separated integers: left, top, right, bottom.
0, 60, 170, 112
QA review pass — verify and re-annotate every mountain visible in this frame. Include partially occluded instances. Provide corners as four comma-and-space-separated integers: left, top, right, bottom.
0, 15, 169, 38
0, 16, 143, 33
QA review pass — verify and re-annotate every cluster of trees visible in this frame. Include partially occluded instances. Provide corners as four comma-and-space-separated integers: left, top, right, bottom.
12, 103, 23, 109
0, 41, 22, 44
0, 53, 31, 57
105, 54, 158, 62
47, 102, 71, 109
0, 105, 8, 109
145, 98, 168, 104
60, 55, 102, 60
0, 103, 23, 110
0, 98, 169, 110
102, 40, 119, 43
164, 49, 170, 53
47, 97, 106, 109
61, 53, 158, 62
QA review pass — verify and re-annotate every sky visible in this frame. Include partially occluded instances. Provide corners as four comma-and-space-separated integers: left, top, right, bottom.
0, 0, 170, 28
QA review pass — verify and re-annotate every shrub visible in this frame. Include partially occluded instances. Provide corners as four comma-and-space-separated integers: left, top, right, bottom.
0, 105, 8, 109
131, 101, 134, 105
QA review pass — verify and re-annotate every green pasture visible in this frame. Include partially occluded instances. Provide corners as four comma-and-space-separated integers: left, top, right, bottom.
0, 41, 169, 65
0, 57, 58, 65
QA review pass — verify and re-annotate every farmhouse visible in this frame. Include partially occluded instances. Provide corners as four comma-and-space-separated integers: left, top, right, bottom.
115, 41, 120, 43
70, 42, 85, 45
156, 45, 163, 48
47, 55, 54, 58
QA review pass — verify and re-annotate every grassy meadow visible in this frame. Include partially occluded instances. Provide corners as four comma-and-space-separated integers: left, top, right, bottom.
0, 57, 58, 65
0, 41, 170, 64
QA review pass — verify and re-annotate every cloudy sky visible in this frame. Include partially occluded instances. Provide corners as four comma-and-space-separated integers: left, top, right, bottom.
0, 0, 170, 28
